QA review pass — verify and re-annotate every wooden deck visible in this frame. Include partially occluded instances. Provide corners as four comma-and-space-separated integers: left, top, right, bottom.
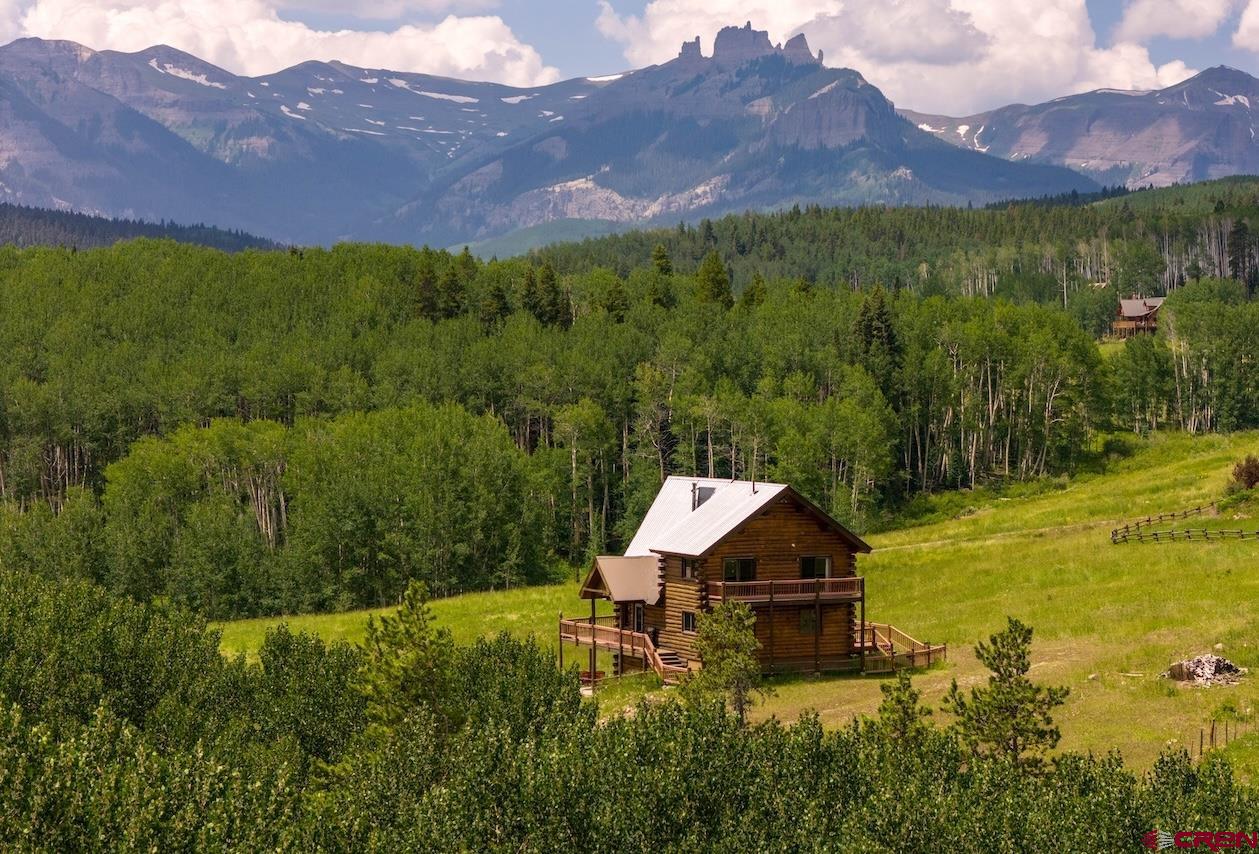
708, 576, 864, 604
859, 622, 947, 673
559, 616, 689, 684
560, 613, 945, 680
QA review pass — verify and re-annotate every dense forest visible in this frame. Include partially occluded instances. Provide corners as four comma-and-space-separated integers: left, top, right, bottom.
0, 570, 1251, 850
0, 182, 1256, 618
537, 179, 1259, 313
0, 202, 276, 251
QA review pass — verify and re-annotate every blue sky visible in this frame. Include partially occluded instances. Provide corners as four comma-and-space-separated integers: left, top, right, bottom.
12, 0, 1259, 114
289, 0, 1259, 82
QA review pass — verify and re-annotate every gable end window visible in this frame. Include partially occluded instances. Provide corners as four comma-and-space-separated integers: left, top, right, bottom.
682, 611, 697, 633
723, 557, 757, 582
681, 558, 699, 580
800, 555, 832, 580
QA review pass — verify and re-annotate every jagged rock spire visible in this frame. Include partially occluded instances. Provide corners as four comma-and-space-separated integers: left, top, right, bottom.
676, 23, 824, 67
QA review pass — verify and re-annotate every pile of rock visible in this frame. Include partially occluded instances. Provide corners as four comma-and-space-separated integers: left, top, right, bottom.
1164, 654, 1247, 686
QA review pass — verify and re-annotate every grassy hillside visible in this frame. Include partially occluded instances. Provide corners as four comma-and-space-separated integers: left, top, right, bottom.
217, 431, 1259, 770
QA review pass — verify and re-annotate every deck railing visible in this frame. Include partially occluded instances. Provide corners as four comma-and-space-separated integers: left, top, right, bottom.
559, 617, 688, 683
859, 621, 946, 672
707, 576, 864, 604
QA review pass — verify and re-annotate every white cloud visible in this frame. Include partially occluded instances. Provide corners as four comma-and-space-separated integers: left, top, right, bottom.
596, 0, 1199, 114
805, 1, 988, 65
8, 0, 558, 85
1233, 0, 1259, 50
1115, 0, 1238, 43
272, 0, 500, 23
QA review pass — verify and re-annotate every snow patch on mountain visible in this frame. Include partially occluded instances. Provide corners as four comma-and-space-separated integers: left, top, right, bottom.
148, 58, 227, 89
1213, 91, 1251, 107
501, 94, 535, 104
809, 81, 840, 99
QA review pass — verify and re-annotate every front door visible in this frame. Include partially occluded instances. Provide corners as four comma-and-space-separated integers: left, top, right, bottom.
633, 602, 645, 633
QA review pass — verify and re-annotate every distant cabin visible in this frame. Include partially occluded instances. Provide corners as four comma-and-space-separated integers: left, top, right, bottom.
1113, 296, 1166, 338
559, 477, 945, 684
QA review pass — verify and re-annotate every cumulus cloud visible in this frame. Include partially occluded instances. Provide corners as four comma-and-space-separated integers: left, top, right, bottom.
805, 1, 988, 65
597, 0, 1198, 114
1232, 0, 1259, 50
1115, 0, 1238, 43
272, 0, 501, 23
7, 0, 558, 85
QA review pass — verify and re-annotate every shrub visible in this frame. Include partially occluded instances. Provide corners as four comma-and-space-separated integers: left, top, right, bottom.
1233, 455, 1259, 491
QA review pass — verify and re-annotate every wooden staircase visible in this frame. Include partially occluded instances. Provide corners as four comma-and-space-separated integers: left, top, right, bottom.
656, 648, 687, 683
561, 617, 689, 685
859, 622, 947, 673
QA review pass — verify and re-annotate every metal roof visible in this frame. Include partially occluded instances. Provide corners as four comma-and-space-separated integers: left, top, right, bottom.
581, 555, 661, 604
1119, 297, 1165, 319
625, 476, 789, 558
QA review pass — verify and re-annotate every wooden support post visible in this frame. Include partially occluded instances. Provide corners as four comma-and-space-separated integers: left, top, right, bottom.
618, 605, 624, 677
768, 583, 775, 675
558, 610, 564, 671
589, 597, 597, 690
813, 583, 821, 675
859, 582, 866, 674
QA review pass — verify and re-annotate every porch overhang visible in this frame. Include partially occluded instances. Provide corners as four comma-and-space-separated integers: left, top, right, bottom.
580, 555, 661, 605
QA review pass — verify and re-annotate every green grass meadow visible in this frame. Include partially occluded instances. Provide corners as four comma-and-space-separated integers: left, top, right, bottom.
216, 431, 1259, 771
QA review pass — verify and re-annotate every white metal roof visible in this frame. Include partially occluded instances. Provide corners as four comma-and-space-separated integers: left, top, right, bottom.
625, 476, 788, 558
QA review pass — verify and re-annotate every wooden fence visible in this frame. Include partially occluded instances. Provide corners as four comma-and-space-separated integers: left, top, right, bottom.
1113, 528, 1258, 544
1109, 502, 1246, 544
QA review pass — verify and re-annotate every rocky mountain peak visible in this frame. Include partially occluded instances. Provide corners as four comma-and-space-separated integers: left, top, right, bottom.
712, 22, 775, 65
782, 33, 823, 66
676, 23, 825, 68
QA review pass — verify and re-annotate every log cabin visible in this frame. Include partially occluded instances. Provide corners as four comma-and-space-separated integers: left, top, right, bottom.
559, 477, 945, 683
1112, 296, 1165, 338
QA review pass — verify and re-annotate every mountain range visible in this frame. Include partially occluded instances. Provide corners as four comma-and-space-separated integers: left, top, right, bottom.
902, 65, 1259, 188
0, 25, 1257, 247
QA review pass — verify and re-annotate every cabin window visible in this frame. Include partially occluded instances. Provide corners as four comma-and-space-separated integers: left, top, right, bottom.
682, 611, 697, 634
633, 603, 645, 633
681, 558, 699, 580
800, 610, 819, 636
723, 557, 757, 582
800, 555, 832, 579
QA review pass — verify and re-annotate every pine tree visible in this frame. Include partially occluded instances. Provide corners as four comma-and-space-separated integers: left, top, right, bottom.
478, 279, 510, 330
738, 271, 767, 309
943, 617, 1068, 771
651, 243, 673, 277
696, 251, 733, 308
358, 581, 457, 733
538, 262, 568, 327
413, 264, 439, 320
521, 266, 543, 320
436, 267, 464, 318
1228, 219, 1251, 283
682, 601, 770, 725
603, 275, 628, 322
647, 273, 675, 309
853, 286, 901, 399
